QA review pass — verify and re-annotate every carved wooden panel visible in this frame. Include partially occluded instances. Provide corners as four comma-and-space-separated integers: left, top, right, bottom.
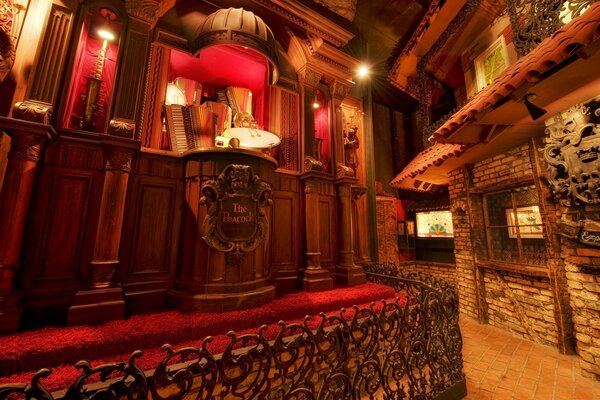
271, 191, 299, 270
21, 141, 104, 308
270, 87, 299, 171
125, 182, 180, 275
318, 196, 337, 267
39, 174, 92, 280
28, 4, 72, 105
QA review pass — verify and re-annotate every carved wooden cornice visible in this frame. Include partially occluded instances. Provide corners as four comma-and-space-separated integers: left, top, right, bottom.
252, 0, 354, 48
12, 100, 53, 124
104, 147, 133, 173
125, 0, 161, 25
313, 0, 357, 21
109, 118, 136, 139
289, 32, 357, 87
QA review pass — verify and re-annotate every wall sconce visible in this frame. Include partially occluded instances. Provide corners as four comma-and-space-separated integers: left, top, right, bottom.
523, 93, 547, 120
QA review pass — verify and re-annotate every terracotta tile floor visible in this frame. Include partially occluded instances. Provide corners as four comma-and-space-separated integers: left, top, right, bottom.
460, 317, 600, 400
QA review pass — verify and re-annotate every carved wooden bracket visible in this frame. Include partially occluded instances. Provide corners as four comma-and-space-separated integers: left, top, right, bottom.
544, 102, 600, 206
200, 165, 272, 258
298, 66, 322, 88
303, 156, 323, 172
12, 100, 53, 124
336, 162, 354, 178
109, 118, 136, 139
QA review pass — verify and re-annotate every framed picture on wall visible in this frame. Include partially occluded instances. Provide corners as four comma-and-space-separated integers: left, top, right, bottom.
398, 222, 405, 235
406, 221, 415, 236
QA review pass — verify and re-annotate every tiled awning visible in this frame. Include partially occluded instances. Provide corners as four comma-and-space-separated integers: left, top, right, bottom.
430, 3, 600, 141
390, 142, 468, 188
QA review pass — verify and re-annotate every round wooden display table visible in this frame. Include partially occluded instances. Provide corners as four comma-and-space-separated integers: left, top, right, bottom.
169, 148, 277, 312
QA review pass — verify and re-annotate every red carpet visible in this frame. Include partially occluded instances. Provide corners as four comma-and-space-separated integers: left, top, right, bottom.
0, 283, 398, 391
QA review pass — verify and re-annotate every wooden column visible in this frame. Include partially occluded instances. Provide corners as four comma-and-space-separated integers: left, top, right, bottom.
0, 119, 54, 333
301, 172, 333, 291
68, 146, 133, 325
335, 178, 366, 286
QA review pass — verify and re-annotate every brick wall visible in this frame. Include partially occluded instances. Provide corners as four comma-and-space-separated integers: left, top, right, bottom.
448, 143, 562, 347
398, 261, 457, 286
483, 270, 558, 346
446, 137, 600, 379
448, 168, 479, 319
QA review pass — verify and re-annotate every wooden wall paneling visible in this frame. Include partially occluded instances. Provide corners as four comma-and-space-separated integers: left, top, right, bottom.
119, 152, 184, 311
22, 141, 104, 311
318, 181, 337, 270
270, 87, 300, 171
270, 171, 301, 293
353, 195, 371, 264
12, 3, 74, 123
108, 18, 152, 139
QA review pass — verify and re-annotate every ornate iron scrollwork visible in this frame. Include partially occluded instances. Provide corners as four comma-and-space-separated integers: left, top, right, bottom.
544, 102, 600, 206
506, 0, 594, 57
0, 266, 465, 400
200, 164, 272, 260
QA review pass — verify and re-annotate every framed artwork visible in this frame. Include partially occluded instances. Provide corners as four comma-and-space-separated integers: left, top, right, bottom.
505, 205, 544, 239
397, 221, 405, 235
416, 210, 454, 238
406, 220, 415, 236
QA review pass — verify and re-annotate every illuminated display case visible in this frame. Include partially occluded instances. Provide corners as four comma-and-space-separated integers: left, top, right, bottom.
62, 5, 122, 133
416, 210, 454, 238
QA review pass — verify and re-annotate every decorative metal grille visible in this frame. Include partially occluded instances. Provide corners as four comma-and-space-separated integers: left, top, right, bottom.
0, 266, 465, 400
505, 0, 594, 57
483, 186, 547, 266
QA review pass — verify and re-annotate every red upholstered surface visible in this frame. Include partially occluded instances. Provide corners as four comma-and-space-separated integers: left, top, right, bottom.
0, 283, 400, 392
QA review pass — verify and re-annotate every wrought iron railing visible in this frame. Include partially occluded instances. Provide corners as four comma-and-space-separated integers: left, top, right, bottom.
0, 265, 466, 400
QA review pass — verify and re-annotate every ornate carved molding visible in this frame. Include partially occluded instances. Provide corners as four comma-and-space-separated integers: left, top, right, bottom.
304, 181, 317, 195
109, 118, 136, 139
125, 0, 161, 25
351, 185, 367, 202
331, 80, 351, 101
337, 184, 351, 198
544, 102, 600, 206
0, 0, 15, 84
303, 156, 323, 172
251, 0, 354, 47
313, 0, 357, 21
200, 165, 272, 258
298, 66, 322, 88
105, 148, 133, 173
336, 162, 354, 178
12, 100, 53, 124
8, 134, 44, 162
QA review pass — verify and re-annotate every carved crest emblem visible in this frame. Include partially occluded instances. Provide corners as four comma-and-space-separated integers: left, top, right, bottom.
200, 164, 272, 258
544, 102, 600, 206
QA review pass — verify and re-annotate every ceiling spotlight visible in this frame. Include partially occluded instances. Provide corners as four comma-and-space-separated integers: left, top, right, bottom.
313, 102, 320, 109
357, 65, 369, 78
523, 93, 547, 121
